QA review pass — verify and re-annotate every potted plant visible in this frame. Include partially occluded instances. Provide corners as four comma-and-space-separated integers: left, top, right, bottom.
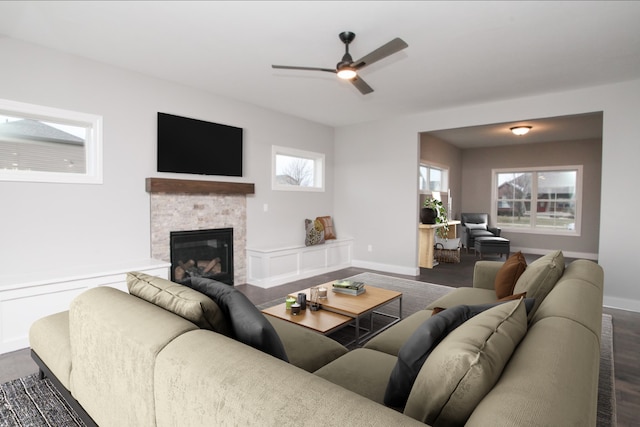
421, 197, 449, 239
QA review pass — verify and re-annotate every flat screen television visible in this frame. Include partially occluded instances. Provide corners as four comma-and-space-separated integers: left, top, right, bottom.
157, 112, 243, 177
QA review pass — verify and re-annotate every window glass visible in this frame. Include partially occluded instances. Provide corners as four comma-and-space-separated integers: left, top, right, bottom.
494, 167, 581, 235
0, 99, 102, 184
419, 163, 448, 193
272, 146, 324, 191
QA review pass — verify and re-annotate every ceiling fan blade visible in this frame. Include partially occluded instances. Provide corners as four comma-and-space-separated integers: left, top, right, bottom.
350, 75, 374, 95
272, 65, 336, 73
351, 37, 408, 70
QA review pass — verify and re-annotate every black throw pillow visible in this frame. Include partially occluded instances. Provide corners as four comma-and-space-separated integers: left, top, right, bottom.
384, 298, 534, 408
182, 277, 289, 362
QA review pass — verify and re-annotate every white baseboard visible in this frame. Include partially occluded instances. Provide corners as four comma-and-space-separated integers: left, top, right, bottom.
603, 295, 640, 313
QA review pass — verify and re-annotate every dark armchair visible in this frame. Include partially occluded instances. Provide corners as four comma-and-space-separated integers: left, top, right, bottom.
460, 213, 501, 252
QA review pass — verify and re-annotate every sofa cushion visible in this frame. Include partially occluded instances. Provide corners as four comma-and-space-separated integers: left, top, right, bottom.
127, 271, 231, 336
29, 311, 72, 390
513, 250, 565, 319
404, 299, 528, 425
494, 251, 527, 299
266, 316, 348, 372
384, 298, 533, 409
314, 348, 398, 404
183, 277, 289, 362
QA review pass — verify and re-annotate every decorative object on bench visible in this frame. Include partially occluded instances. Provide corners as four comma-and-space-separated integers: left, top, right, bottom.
304, 218, 325, 246
460, 212, 501, 252
316, 216, 336, 239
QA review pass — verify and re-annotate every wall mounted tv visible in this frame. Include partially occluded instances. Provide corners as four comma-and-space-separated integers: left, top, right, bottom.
157, 112, 243, 177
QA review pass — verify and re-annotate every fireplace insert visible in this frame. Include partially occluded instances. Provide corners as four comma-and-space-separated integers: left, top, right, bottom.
170, 228, 233, 285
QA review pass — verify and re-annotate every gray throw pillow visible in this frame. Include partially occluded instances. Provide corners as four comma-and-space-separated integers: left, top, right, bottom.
182, 277, 289, 363
384, 298, 534, 408
404, 299, 528, 425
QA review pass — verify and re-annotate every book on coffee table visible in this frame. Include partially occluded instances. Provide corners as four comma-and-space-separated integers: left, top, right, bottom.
332, 280, 365, 290
332, 287, 366, 296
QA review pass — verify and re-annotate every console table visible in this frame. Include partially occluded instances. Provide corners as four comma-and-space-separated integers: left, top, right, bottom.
418, 220, 461, 269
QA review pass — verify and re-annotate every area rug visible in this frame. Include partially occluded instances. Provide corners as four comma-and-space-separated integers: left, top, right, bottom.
0, 273, 616, 427
0, 374, 85, 426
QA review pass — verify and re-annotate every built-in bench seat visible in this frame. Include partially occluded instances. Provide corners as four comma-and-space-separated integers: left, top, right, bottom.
246, 238, 354, 288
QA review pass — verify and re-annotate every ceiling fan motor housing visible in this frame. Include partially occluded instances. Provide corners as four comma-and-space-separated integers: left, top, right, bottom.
339, 31, 356, 45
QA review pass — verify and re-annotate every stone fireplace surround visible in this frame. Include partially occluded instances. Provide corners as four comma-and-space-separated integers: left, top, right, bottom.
146, 178, 255, 286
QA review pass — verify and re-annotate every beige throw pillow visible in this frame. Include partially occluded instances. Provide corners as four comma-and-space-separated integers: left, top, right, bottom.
404, 299, 528, 425
127, 271, 231, 336
513, 250, 564, 319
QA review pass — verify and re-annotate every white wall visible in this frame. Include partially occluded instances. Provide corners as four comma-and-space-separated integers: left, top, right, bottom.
335, 79, 640, 312
0, 38, 334, 280
2, 37, 637, 312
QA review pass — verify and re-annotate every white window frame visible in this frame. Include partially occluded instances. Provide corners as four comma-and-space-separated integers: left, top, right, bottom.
0, 99, 103, 184
491, 165, 583, 236
272, 145, 325, 192
419, 162, 448, 194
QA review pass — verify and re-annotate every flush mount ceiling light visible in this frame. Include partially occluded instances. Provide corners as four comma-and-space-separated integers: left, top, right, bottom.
510, 126, 532, 136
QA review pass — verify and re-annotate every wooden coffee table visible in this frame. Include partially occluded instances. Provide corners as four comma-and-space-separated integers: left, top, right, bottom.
261, 282, 402, 346
261, 303, 353, 335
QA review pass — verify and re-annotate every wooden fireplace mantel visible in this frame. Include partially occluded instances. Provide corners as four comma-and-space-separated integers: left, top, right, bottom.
145, 178, 255, 195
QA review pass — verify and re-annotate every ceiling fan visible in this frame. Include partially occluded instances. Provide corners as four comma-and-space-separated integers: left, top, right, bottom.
272, 31, 408, 95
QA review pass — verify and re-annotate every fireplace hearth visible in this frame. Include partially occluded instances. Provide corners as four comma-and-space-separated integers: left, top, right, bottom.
170, 228, 234, 285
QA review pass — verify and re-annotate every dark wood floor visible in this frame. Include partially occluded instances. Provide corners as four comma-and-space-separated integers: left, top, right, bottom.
1, 252, 638, 425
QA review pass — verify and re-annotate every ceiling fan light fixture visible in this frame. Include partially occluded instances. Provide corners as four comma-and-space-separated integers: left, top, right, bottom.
337, 67, 357, 80
510, 126, 532, 136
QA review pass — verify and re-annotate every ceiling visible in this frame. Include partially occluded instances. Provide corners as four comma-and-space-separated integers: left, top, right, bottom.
426, 112, 604, 149
0, 1, 639, 139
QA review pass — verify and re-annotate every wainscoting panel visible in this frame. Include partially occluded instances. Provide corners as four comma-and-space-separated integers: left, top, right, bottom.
0, 259, 170, 355
246, 238, 353, 288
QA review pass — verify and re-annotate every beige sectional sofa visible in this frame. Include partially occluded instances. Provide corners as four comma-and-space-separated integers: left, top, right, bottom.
29, 251, 604, 426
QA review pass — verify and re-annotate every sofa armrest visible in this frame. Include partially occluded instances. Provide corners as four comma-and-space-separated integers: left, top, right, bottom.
472, 261, 503, 290
488, 227, 501, 237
